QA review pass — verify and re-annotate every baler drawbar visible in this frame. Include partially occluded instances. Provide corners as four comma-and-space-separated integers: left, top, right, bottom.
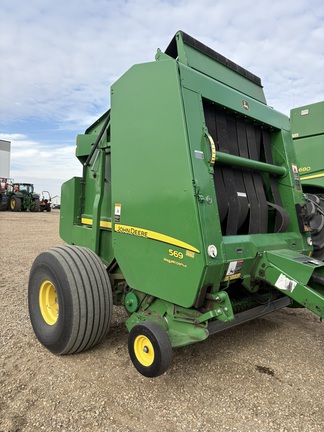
28, 31, 324, 377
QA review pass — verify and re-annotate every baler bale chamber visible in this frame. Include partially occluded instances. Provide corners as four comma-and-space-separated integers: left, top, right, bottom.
28, 32, 324, 377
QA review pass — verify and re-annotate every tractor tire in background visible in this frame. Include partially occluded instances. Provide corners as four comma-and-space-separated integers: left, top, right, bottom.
46, 203, 52, 212
30, 199, 40, 212
28, 245, 113, 355
128, 321, 173, 377
0, 196, 8, 211
10, 195, 21, 212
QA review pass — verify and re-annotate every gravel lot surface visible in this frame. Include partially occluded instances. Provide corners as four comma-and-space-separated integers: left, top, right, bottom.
0, 211, 323, 432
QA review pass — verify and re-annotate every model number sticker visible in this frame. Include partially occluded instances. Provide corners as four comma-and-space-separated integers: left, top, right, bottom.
169, 249, 183, 260
298, 166, 311, 172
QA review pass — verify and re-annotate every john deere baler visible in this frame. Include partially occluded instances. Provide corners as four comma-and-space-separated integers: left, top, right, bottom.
29, 32, 324, 377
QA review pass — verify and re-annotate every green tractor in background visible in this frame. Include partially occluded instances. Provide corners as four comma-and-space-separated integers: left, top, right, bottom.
8, 183, 40, 212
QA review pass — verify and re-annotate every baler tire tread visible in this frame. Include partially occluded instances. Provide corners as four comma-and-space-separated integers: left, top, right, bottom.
28, 245, 113, 355
128, 321, 172, 377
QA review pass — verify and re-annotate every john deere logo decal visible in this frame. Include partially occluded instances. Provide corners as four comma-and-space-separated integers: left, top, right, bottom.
242, 100, 250, 111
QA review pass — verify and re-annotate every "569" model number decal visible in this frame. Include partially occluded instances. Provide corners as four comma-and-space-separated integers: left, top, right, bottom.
169, 249, 183, 260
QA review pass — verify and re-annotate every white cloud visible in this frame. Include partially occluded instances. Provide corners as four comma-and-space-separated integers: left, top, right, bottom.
1, 0, 323, 125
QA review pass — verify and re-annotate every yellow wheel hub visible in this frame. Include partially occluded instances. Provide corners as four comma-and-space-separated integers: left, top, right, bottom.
39, 280, 59, 325
134, 335, 155, 367
10, 199, 15, 210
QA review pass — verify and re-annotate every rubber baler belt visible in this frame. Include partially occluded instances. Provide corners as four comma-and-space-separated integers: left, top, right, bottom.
261, 129, 290, 233
226, 117, 249, 229
236, 120, 265, 234
245, 124, 269, 233
215, 112, 248, 235
204, 103, 289, 235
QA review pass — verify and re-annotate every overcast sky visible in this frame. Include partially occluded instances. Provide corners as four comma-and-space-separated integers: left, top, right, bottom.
0, 0, 323, 198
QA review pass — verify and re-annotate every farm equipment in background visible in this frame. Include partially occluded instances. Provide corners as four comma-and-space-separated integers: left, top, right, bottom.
28, 31, 324, 377
40, 191, 52, 212
8, 183, 40, 212
0, 177, 13, 211
291, 101, 324, 261
51, 195, 61, 209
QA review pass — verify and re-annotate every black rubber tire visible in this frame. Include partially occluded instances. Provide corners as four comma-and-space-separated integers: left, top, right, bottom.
313, 249, 324, 261
28, 245, 113, 355
10, 195, 21, 212
128, 321, 172, 377
46, 203, 52, 212
0, 194, 7, 211
30, 199, 40, 212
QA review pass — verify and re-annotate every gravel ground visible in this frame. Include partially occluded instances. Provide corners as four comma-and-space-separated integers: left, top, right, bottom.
0, 211, 323, 432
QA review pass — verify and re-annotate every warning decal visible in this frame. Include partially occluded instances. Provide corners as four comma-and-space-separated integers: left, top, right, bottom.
114, 203, 121, 222
275, 273, 297, 293
292, 164, 301, 191
224, 260, 243, 281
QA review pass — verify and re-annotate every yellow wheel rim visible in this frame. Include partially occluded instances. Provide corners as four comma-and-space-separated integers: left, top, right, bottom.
39, 280, 59, 325
134, 335, 155, 367
10, 199, 15, 210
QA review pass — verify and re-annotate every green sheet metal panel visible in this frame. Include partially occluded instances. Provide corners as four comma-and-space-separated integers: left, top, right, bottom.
60, 177, 82, 243
291, 101, 324, 138
110, 58, 206, 308
165, 31, 266, 104
294, 135, 324, 189
178, 64, 290, 131
76, 134, 97, 162
291, 102, 324, 189
183, 45, 266, 104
